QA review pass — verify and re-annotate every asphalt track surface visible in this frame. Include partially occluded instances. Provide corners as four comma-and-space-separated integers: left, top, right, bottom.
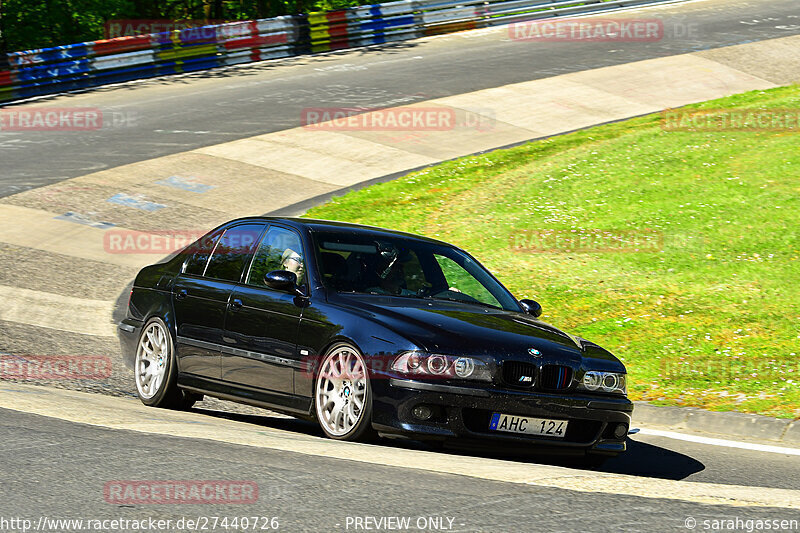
1, 406, 799, 533
1, 0, 800, 197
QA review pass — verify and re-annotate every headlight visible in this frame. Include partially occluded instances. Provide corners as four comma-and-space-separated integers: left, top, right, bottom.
391, 351, 492, 382
578, 370, 627, 395
453, 357, 474, 378
427, 355, 448, 374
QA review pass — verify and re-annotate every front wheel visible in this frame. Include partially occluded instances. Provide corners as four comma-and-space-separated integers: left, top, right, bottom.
314, 344, 375, 441
134, 317, 193, 409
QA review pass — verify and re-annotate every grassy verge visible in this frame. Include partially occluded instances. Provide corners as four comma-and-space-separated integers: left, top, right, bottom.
305, 85, 800, 419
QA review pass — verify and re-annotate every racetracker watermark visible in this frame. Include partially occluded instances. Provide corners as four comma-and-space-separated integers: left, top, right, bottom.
510, 229, 664, 253
0, 108, 137, 131
0, 515, 280, 532
661, 358, 799, 383
104, 19, 230, 38
509, 18, 664, 42
662, 108, 800, 132
103, 481, 259, 505
104, 228, 265, 254
0, 355, 111, 380
104, 229, 209, 254
301, 107, 494, 132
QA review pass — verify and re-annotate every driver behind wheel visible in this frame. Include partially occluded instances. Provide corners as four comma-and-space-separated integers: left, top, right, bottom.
280, 248, 305, 285
368, 261, 415, 296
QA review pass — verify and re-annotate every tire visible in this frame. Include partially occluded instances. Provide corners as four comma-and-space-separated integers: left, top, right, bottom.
313, 343, 376, 441
181, 392, 203, 410
134, 317, 191, 409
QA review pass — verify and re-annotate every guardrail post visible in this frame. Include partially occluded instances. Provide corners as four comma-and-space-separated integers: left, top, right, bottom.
327, 10, 350, 50
0, 55, 14, 103
294, 14, 312, 55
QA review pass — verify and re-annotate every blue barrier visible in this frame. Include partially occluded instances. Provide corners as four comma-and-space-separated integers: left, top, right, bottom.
1, 0, 689, 106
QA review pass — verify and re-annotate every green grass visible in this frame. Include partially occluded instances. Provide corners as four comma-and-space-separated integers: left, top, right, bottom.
305, 85, 800, 419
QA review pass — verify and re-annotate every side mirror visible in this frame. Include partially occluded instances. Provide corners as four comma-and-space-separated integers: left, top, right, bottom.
265, 270, 308, 298
519, 299, 542, 317
265, 270, 298, 292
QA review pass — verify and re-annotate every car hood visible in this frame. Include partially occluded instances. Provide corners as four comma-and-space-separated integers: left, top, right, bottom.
334, 294, 592, 366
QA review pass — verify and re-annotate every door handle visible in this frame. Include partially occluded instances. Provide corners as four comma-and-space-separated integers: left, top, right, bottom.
230, 298, 243, 311
175, 288, 188, 300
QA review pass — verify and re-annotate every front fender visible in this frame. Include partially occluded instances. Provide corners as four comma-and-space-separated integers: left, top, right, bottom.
294, 299, 419, 398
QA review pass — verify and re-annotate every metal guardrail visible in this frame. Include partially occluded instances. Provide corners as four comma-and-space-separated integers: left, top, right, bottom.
0, 0, 687, 105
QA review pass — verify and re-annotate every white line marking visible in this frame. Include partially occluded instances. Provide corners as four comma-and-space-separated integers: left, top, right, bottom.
638, 428, 800, 456
0, 285, 116, 337
3, 382, 800, 509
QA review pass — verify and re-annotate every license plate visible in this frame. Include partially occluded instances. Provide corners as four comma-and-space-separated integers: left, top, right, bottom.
489, 413, 568, 437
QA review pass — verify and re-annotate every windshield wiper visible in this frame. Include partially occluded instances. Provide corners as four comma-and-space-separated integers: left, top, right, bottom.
422, 295, 501, 310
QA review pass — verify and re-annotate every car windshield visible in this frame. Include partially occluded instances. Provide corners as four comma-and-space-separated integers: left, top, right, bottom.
312, 230, 521, 312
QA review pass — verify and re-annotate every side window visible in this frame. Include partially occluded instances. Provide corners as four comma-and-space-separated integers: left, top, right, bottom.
183, 231, 221, 276
433, 255, 502, 308
204, 224, 265, 282
247, 226, 306, 287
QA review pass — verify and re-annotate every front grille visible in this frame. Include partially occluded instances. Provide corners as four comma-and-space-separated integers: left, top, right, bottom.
502, 361, 536, 388
539, 365, 573, 391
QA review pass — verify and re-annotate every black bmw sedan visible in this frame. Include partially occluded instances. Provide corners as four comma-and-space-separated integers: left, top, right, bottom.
119, 217, 632, 462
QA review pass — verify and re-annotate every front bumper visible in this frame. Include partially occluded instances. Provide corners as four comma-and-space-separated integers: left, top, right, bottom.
371, 378, 633, 455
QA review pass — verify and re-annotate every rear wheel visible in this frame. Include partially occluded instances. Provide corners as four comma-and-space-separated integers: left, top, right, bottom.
134, 318, 194, 409
314, 344, 375, 441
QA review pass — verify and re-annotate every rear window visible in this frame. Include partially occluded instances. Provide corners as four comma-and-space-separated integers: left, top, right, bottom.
182, 231, 222, 276
203, 224, 265, 282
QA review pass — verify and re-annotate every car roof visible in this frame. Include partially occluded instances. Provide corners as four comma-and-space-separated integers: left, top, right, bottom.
224, 216, 453, 246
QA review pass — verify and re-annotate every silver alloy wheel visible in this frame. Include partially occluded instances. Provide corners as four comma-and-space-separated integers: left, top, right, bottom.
135, 321, 169, 400
315, 346, 368, 437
